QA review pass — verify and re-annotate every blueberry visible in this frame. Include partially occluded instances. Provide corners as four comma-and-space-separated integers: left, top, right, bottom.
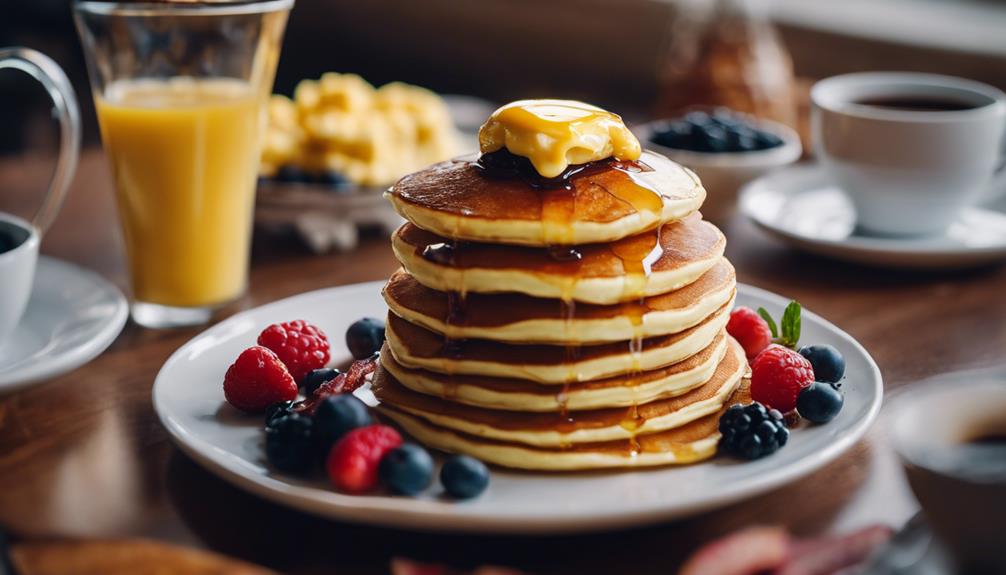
303, 368, 340, 396
276, 165, 310, 183
683, 111, 713, 128
725, 125, 759, 152
346, 317, 386, 360
314, 393, 372, 450
798, 344, 846, 383
316, 170, 349, 188
265, 413, 315, 473
754, 131, 784, 150
651, 120, 692, 149
693, 124, 729, 152
265, 400, 297, 429
796, 382, 844, 424
379, 443, 435, 495
440, 455, 490, 499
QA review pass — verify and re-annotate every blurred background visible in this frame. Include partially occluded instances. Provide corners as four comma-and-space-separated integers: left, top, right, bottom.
3, 0, 1005, 154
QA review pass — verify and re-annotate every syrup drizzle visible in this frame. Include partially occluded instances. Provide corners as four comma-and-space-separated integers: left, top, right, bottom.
431, 151, 668, 454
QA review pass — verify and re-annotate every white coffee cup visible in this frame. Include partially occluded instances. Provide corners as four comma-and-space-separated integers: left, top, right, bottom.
0, 47, 80, 346
812, 72, 1006, 236
0, 214, 40, 344
889, 375, 1006, 573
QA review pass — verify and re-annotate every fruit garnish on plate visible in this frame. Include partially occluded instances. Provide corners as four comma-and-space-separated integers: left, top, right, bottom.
220, 317, 492, 500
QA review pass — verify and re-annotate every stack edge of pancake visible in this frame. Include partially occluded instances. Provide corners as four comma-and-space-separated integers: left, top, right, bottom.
375, 100, 750, 471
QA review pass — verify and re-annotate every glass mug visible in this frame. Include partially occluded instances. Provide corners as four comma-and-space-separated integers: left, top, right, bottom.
74, 0, 293, 328
0, 47, 80, 344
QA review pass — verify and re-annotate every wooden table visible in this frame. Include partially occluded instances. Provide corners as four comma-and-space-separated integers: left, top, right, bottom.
1, 149, 1004, 574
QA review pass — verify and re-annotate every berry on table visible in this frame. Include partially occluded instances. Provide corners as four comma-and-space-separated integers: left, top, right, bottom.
265, 400, 297, 429
750, 345, 815, 413
379, 443, 435, 496
304, 367, 340, 396
727, 307, 773, 359
314, 393, 373, 451
258, 320, 331, 384
346, 317, 386, 360
265, 413, 316, 473
798, 344, 846, 384
326, 425, 402, 494
718, 402, 789, 460
796, 381, 845, 424
440, 455, 490, 499
223, 346, 298, 414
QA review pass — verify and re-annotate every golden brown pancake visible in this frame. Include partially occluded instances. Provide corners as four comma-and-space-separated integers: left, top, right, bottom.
378, 334, 729, 412
383, 259, 735, 344
391, 213, 726, 304
372, 336, 745, 446
384, 301, 732, 383
377, 382, 752, 470
385, 151, 705, 246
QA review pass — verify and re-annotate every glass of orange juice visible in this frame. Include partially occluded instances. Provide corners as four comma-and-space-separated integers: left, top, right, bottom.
74, 0, 293, 328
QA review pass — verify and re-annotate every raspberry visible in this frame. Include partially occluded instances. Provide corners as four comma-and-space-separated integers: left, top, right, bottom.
750, 345, 815, 413
223, 346, 298, 413
258, 320, 330, 384
727, 307, 773, 359
326, 425, 402, 493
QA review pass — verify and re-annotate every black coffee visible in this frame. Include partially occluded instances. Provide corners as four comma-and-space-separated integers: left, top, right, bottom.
0, 220, 29, 255
968, 433, 1006, 446
855, 96, 978, 112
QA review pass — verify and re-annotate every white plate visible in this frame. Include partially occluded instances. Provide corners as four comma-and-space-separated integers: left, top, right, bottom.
740, 164, 1006, 270
0, 256, 128, 393
153, 281, 883, 534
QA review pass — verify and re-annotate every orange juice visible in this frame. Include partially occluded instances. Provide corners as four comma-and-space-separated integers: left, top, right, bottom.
96, 78, 263, 308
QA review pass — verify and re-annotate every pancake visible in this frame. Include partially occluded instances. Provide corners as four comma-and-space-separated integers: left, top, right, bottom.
372, 336, 746, 447
379, 334, 729, 412
377, 382, 752, 470
391, 213, 726, 304
383, 259, 735, 344
384, 300, 732, 384
385, 150, 705, 246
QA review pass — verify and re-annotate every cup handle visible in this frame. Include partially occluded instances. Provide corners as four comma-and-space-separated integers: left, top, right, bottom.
0, 47, 80, 235
984, 125, 1006, 204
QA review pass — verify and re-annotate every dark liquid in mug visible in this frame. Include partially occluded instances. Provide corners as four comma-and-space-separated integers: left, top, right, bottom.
855, 96, 978, 112
0, 219, 29, 255
967, 433, 1006, 446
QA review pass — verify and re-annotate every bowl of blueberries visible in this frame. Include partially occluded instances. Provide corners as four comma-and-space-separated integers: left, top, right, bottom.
636, 108, 802, 223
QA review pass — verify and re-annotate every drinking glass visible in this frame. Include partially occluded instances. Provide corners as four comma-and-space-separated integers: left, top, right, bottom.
74, 0, 293, 328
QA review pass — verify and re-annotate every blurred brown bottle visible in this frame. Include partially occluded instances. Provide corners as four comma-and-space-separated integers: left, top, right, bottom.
655, 0, 797, 127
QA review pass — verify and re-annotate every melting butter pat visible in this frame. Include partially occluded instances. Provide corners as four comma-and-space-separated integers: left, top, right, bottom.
478, 99, 641, 178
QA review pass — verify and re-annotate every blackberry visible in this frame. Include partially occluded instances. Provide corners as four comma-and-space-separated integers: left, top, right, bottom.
265, 413, 316, 473
719, 402, 789, 460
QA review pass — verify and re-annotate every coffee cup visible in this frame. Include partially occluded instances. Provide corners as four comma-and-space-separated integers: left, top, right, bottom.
889, 375, 1006, 573
812, 72, 1006, 236
0, 47, 80, 345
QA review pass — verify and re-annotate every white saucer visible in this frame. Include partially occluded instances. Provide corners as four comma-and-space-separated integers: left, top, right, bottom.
153, 280, 883, 534
739, 164, 1006, 269
0, 256, 128, 393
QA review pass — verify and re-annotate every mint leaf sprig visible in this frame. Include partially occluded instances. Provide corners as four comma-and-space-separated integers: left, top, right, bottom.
757, 301, 802, 349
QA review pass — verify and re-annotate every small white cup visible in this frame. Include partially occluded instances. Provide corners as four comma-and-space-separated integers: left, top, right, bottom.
812, 72, 1006, 236
0, 214, 39, 344
0, 47, 80, 347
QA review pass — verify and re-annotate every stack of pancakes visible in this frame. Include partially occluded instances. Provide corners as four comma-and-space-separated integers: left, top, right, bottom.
375, 147, 750, 471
